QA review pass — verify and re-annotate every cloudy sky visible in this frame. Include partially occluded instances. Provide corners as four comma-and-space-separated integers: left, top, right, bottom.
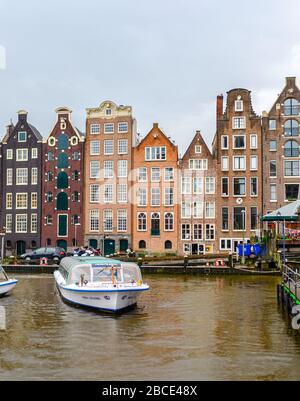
1, 0, 300, 154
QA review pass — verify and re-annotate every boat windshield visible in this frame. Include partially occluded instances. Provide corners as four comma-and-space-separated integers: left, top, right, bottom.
69, 265, 91, 285
92, 266, 122, 283
122, 264, 142, 284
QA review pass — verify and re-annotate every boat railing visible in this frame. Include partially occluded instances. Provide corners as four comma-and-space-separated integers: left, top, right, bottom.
283, 264, 300, 300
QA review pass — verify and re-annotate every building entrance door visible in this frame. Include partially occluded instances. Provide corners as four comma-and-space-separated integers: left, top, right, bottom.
16, 241, 26, 255
104, 239, 115, 256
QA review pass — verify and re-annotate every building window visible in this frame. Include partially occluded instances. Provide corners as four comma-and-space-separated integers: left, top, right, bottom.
73, 171, 79, 182
284, 161, 299, 176
138, 188, 147, 206
284, 98, 299, 116
181, 224, 191, 240
106, 108, 112, 116
57, 172, 69, 189
270, 161, 277, 177
205, 202, 215, 219
284, 140, 299, 157
16, 168, 28, 185
164, 168, 174, 182
16, 214, 27, 233
90, 185, 100, 203
193, 224, 203, 240
31, 214, 38, 233
90, 141, 100, 156
285, 184, 300, 202
104, 184, 113, 203
58, 134, 69, 150
164, 188, 174, 206
31, 168, 38, 185
234, 178, 246, 196
90, 210, 99, 232
233, 117, 246, 129
269, 120, 276, 130
164, 213, 174, 231
151, 167, 160, 182
205, 177, 215, 194
233, 156, 246, 171
6, 149, 13, 160
195, 145, 202, 154
138, 168, 147, 182
117, 210, 127, 232
16, 149, 28, 162
193, 202, 203, 218
205, 224, 215, 240
221, 135, 229, 149
181, 202, 191, 219
233, 207, 246, 231
104, 123, 114, 134
250, 155, 258, 171
72, 192, 79, 203
46, 192, 53, 203
72, 151, 80, 161
31, 148, 38, 159
222, 177, 229, 196
233, 135, 245, 149
90, 161, 100, 179
189, 159, 208, 170
46, 215, 53, 225
57, 192, 68, 211
284, 120, 299, 137
145, 147, 167, 161
269, 140, 277, 151
193, 177, 203, 194
118, 184, 128, 203
138, 213, 147, 231
118, 122, 128, 133
250, 207, 257, 230
151, 188, 160, 206
5, 215, 12, 233
165, 241, 172, 250
139, 240, 146, 249
90, 124, 100, 134
222, 208, 229, 231
104, 140, 114, 155
270, 184, 277, 201
18, 131, 27, 142
118, 160, 128, 178
104, 161, 114, 179
104, 210, 113, 232
31, 193, 38, 209
222, 157, 229, 171
48, 151, 54, 161
6, 169, 13, 186
235, 99, 243, 112
250, 135, 257, 149
118, 139, 128, 154
251, 177, 258, 197
182, 177, 191, 194
6, 193, 12, 209
47, 171, 53, 182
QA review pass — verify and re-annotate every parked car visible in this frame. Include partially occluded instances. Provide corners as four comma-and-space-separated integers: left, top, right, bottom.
20, 247, 66, 264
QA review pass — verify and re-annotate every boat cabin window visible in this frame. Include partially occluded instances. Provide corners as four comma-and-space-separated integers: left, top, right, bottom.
92, 267, 122, 283
123, 264, 142, 284
69, 265, 92, 285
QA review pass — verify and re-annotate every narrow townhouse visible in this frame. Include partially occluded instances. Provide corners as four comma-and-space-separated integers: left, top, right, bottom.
262, 77, 300, 216
213, 89, 263, 253
84, 101, 136, 256
0, 110, 43, 255
179, 131, 217, 255
132, 123, 179, 254
41, 108, 85, 251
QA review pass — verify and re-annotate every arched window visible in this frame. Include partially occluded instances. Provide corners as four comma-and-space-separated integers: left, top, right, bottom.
31, 240, 37, 249
58, 133, 69, 150
46, 192, 53, 203
138, 213, 147, 231
6, 240, 12, 249
165, 213, 174, 231
72, 170, 79, 181
284, 98, 299, 116
46, 215, 53, 225
165, 241, 172, 250
71, 215, 79, 225
57, 153, 69, 169
47, 172, 54, 182
46, 239, 52, 246
48, 151, 54, 161
72, 191, 79, 202
139, 240, 146, 250
285, 140, 299, 157
57, 172, 69, 189
284, 120, 299, 136
57, 192, 68, 211
151, 213, 160, 236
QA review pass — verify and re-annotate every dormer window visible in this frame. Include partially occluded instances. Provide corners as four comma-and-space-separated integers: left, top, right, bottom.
235, 98, 243, 112
18, 131, 27, 142
106, 108, 112, 116
233, 117, 246, 129
195, 145, 202, 154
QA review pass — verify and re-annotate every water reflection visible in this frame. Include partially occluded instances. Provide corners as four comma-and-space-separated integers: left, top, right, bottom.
0, 275, 300, 381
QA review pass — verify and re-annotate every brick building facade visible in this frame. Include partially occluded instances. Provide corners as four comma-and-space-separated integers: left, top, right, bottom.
41, 108, 85, 251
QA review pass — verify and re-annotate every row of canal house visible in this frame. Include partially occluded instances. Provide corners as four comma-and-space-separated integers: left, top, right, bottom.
0, 77, 299, 256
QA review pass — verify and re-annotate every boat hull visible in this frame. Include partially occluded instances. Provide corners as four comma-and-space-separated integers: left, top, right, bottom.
54, 273, 149, 313
0, 280, 18, 297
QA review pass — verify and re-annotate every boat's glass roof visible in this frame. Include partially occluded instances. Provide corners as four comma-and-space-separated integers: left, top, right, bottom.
60, 257, 122, 274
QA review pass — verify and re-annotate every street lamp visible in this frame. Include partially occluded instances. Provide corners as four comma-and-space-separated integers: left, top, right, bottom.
241, 210, 246, 265
277, 211, 286, 264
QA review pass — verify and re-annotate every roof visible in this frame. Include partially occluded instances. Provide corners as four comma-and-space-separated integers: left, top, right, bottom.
60, 256, 121, 274
28, 124, 43, 141
262, 200, 300, 222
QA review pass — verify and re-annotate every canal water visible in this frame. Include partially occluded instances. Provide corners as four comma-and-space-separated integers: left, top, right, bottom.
0, 274, 300, 381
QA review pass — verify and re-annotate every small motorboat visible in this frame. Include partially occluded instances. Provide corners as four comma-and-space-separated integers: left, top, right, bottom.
0, 266, 18, 297
54, 257, 150, 313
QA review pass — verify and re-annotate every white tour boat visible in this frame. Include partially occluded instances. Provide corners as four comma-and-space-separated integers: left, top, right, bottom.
0, 266, 18, 297
54, 257, 150, 313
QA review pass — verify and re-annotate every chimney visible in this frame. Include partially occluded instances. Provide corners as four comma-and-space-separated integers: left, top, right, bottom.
18, 110, 28, 122
286, 77, 296, 87
153, 123, 159, 129
216, 95, 223, 120
6, 123, 13, 137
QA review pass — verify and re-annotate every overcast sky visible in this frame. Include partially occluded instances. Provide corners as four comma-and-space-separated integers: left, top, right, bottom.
1, 0, 300, 154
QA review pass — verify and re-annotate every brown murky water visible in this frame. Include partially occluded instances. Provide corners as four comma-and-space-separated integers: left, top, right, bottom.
0, 274, 299, 381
